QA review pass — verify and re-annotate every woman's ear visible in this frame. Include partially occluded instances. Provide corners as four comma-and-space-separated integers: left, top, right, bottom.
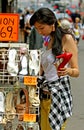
52, 24, 55, 31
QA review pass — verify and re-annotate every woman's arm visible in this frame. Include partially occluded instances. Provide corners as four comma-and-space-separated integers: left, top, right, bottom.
57, 34, 79, 77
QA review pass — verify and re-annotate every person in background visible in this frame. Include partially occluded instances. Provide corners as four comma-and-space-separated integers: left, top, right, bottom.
72, 17, 82, 45
70, 9, 81, 23
29, 27, 43, 50
75, 17, 82, 28
24, 9, 30, 43
30, 8, 79, 130
19, 13, 25, 42
73, 23, 81, 45
24, 9, 34, 43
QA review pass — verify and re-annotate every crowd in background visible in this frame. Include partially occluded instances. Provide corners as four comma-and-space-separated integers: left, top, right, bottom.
18, 6, 84, 48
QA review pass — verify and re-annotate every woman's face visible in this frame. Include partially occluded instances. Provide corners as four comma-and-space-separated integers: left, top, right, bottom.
34, 22, 54, 36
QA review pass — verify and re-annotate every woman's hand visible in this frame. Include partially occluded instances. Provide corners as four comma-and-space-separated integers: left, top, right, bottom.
57, 67, 79, 77
57, 67, 72, 77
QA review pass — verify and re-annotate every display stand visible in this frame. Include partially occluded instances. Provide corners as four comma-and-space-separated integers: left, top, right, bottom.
0, 43, 40, 130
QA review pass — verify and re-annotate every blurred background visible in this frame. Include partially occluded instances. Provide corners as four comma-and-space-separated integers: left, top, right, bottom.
0, 0, 84, 43
0, 0, 84, 13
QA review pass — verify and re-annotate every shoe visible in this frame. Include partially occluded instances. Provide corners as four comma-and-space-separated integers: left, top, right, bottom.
7, 49, 19, 76
19, 47, 28, 75
5, 91, 16, 121
29, 50, 39, 76
0, 92, 5, 122
16, 124, 25, 130
27, 122, 34, 130
20, 47, 27, 55
56, 52, 72, 70
0, 116, 7, 125
16, 88, 29, 121
0, 92, 5, 113
0, 91, 7, 124
19, 55, 28, 75
29, 86, 40, 107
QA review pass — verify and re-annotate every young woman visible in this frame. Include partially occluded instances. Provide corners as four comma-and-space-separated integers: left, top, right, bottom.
73, 23, 80, 45
30, 8, 79, 130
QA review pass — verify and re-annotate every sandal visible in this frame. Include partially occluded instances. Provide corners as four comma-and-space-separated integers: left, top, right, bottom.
5, 91, 16, 121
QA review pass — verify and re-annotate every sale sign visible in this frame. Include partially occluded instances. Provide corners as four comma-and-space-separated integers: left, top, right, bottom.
24, 76, 37, 85
0, 13, 19, 42
23, 114, 36, 122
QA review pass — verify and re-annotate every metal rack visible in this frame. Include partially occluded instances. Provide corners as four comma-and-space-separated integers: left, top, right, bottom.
0, 43, 40, 130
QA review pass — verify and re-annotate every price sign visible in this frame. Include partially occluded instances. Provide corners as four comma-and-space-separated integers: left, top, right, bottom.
23, 114, 36, 122
0, 13, 19, 41
24, 76, 37, 85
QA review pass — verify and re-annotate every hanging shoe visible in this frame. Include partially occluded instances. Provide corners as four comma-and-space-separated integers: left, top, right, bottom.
19, 55, 28, 75
7, 49, 19, 76
29, 86, 40, 107
16, 88, 29, 121
16, 124, 26, 130
5, 91, 16, 121
29, 50, 39, 76
0, 92, 5, 122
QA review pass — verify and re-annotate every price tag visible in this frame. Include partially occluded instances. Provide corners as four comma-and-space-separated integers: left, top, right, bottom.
24, 76, 37, 85
0, 13, 19, 41
23, 114, 36, 122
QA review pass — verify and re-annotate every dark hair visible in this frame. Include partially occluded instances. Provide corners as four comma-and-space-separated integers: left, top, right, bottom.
30, 8, 75, 56
30, 8, 56, 25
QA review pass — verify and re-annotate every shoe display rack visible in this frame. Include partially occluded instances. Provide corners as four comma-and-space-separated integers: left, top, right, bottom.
0, 43, 40, 130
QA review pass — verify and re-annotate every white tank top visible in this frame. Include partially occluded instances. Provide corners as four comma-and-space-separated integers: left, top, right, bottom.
41, 49, 59, 81
73, 28, 80, 38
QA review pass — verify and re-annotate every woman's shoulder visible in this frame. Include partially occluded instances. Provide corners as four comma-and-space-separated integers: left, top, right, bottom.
62, 34, 74, 43
62, 33, 77, 51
